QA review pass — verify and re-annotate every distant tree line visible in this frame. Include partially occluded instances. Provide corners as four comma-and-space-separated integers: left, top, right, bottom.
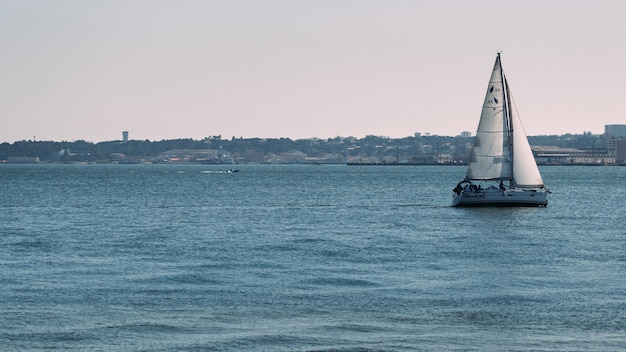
0, 132, 609, 163
527, 132, 607, 151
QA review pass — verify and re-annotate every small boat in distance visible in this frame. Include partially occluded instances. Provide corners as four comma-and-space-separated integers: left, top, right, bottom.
200, 169, 239, 174
452, 53, 549, 207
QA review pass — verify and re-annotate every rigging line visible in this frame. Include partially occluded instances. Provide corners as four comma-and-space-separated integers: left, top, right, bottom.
507, 88, 529, 133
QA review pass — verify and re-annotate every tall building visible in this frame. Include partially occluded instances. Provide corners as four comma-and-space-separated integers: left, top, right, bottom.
122, 131, 129, 143
605, 125, 626, 154
605, 124, 626, 137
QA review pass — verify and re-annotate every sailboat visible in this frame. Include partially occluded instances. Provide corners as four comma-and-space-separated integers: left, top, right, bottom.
452, 53, 549, 207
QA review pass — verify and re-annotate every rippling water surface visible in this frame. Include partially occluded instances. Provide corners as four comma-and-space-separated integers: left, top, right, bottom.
1, 164, 625, 351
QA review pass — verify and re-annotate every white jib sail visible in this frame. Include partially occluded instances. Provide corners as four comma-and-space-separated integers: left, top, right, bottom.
508, 87, 545, 188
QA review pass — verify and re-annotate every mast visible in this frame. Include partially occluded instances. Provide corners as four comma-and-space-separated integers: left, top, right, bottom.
498, 53, 515, 187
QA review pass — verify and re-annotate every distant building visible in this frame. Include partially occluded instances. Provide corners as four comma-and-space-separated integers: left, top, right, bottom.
533, 146, 614, 165
460, 131, 472, 138
287, 151, 307, 163
616, 140, 626, 164
605, 124, 626, 138
157, 149, 222, 163
122, 131, 129, 143
7, 156, 40, 164
605, 124, 626, 154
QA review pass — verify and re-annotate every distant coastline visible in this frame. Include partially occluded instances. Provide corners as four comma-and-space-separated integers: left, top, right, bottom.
1, 132, 625, 165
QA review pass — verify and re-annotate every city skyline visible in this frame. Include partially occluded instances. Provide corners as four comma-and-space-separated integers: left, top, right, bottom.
2, 1, 625, 144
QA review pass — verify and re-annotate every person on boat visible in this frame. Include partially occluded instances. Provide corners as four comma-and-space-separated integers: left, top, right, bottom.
499, 180, 505, 191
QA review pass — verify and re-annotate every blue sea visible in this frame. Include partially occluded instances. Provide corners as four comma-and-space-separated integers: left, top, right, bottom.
1, 164, 625, 351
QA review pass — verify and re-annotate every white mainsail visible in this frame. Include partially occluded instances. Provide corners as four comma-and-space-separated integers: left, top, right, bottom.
465, 54, 511, 181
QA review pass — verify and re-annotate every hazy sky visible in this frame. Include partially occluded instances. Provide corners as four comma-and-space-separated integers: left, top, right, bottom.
2, 0, 625, 143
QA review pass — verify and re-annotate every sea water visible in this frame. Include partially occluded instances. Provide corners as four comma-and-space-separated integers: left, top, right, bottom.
1, 164, 625, 351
